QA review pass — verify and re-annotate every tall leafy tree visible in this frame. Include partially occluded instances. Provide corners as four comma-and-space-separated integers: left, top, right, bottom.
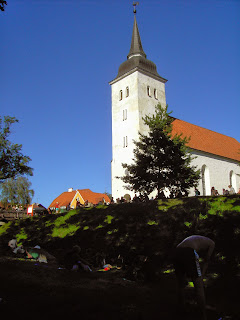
0, 116, 33, 182
119, 103, 200, 198
1, 176, 34, 207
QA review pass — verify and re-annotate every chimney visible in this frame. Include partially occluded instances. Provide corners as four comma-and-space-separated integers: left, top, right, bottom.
68, 188, 73, 192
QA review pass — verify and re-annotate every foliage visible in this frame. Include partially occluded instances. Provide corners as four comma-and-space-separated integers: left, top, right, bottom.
0, 116, 33, 181
119, 104, 200, 198
0, 0, 7, 11
0, 176, 34, 207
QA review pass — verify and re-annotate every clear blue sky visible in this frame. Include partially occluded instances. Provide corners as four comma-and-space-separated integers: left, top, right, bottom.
1, 0, 240, 207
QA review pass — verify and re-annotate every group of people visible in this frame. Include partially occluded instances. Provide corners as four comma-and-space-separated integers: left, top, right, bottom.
114, 184, 240, 203
8, 239, 56, 264
113, 193, 162, 204
64, 235, 215, 320
7, 231, 218, 320
211, 184, 239, 196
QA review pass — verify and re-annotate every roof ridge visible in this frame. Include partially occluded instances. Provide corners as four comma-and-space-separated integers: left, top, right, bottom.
174, 118, 239, 142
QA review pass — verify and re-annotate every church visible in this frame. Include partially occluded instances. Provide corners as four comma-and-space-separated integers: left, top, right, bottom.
109, 11, 240, 200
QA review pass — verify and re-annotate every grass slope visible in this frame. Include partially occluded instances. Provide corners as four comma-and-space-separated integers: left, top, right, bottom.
1, 196, 240, 269
0, 195, 240, 319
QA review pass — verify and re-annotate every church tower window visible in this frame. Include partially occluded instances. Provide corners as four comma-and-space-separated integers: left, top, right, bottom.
126, 86, 129, 97
147, 86, 151, 97
123, 109, 127, 121
119, 90, 123, 101
154, 89, 158, 99
123, 136, 128, 148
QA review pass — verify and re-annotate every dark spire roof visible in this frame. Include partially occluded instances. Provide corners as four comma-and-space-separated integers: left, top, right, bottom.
127, 15, 146, 59
110, 15, 167, 84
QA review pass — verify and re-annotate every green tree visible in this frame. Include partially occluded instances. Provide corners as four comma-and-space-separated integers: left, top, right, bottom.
0, 116, 33, 182
1, 176, 34, 207
0, 0, 7, 11
119, 103, 200, 198
0, 178, 17, 207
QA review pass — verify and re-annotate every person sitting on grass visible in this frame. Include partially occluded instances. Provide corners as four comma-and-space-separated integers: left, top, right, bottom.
63, 245, 92, 272
170, 235, 215, 320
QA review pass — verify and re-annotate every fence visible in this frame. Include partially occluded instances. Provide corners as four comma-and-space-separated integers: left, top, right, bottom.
0, 210, 28, 221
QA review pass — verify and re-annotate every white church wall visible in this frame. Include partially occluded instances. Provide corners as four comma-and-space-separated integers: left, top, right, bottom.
137, 72, 166, 136
189, 150, 240, 196
111, 72, 140, 200
111, 70, 167, 200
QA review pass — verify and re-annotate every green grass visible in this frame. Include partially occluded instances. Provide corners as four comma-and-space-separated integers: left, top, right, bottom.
158, 198, 183, 211
50, 209, 79, 227
51, 224, 80, 238
147, 220, 158, 226
1, 195, 239, 274
16, 228, 28, 244
207, 197, 240, 216
104, 215, 114, 224
0, 222, 11, 236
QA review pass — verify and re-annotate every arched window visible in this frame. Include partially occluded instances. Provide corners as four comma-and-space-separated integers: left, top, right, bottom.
147, 86, 151, 97
154, 89, 158, 99
119, 90, 123, 101
123, 109, 127, 121
126, 87, 129, 97
201, 165, 211, 196
230, 170, 237, 192
123, 136, 128, 148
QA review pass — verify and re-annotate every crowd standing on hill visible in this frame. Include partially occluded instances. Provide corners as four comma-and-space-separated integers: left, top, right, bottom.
211, 184, 237, 197
111, 184, 239, 204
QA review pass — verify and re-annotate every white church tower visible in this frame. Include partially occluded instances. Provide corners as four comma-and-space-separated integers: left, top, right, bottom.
109, 10, 167, 200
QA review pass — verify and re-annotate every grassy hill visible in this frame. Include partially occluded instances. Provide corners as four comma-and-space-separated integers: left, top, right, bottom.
1, 195, 240, 272
0, 195, 240, 319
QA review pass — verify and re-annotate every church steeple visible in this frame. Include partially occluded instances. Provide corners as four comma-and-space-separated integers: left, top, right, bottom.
109, 3, 167, 201
127, 15, 146, 59
111, 6, 167, 83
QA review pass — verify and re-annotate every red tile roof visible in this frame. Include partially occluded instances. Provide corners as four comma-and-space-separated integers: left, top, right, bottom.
49, 191, 77, 208
172, 119, 240, 162
49, 189, 110, 208
77, 189, 110, 205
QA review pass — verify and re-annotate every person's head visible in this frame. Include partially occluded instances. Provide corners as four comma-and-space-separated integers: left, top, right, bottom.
8, 239, 17, 249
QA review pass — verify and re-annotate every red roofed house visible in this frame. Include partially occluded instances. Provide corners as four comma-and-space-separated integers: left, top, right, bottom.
110, 12, 240, 198
49, 188, 110, 211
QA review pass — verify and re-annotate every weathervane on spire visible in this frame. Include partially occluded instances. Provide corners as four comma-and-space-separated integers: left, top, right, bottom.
133, 2, 139, 14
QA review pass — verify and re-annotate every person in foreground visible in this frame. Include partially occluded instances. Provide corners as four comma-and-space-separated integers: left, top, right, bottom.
171, 235, 215, 320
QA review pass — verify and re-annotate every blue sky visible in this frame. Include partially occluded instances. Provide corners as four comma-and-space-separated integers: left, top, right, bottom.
1, 0, 240, 207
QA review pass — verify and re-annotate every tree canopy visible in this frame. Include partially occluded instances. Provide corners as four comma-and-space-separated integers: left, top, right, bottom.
0, 0, 7, 11
119, 104, 200, 198
0, 176, 34, 207
0, 116, 33, 182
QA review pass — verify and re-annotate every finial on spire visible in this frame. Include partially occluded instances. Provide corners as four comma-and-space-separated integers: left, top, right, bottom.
133, 2, 139, 14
